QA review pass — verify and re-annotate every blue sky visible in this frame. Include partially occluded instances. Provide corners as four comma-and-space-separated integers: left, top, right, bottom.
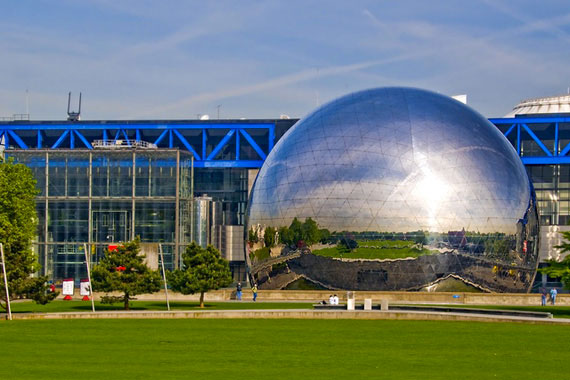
1, 0, 569, 120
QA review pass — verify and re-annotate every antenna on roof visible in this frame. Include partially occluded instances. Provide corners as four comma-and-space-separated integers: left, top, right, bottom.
67, 92, 82, 121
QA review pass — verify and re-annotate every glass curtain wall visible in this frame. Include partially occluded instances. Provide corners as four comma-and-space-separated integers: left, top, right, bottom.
8, 149, 193, 284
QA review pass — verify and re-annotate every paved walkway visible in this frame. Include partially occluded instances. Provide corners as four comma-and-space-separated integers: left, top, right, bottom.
5, 308, 570, 325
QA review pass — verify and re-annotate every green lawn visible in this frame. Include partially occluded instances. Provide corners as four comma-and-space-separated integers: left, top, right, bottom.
357, 239, 415, 248
312, 246, 436, 260
7, 300, 313, 313
1, 318, 569, 379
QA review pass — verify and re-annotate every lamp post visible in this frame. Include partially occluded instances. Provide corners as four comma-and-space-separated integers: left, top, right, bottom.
0, 243, 12, 320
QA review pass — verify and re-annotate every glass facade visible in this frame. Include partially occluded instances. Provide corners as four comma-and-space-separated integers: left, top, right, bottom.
9, 149, 193, 283
495, 122, 570, 226
247, 88, 539, 293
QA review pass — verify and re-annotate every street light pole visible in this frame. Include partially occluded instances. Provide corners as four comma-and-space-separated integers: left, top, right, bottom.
83, 243, 95, 313
159, 244, 170, 311
0, 243, 12, 320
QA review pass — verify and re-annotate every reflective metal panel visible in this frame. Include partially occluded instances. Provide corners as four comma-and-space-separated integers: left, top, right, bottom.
247, 87, 539, 293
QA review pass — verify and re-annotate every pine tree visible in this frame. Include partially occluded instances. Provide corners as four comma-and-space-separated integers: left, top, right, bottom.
0, 158, 57, 311
91, 238, 162, 310
168, 242, 232, 308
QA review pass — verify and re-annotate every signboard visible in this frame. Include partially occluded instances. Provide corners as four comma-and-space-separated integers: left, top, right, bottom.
62, 278, 74, 296
80, 279, 91, 296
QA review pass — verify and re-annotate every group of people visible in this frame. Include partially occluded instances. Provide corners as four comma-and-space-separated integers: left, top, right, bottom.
236, 282, 258, 302
541, 287, 558, 306
328, 294, 339, 305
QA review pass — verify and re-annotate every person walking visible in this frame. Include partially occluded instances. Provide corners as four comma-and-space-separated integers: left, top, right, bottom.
541, 287, 547, 306
550, 288, 558, 305
252, 283, 258, 302
236, 282, 242, 301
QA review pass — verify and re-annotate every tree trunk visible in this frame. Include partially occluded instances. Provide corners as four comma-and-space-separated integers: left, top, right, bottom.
124, 293, 130, 310
199, 292, 205, 308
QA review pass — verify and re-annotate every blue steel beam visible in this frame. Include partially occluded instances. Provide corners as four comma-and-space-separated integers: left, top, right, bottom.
555, 122, 559, 155
73, 130, 93, 149
236, 128, 240, 161
559, 141, 570, 157
490, 116, 570, 124
523, 157, 570, 165
206, 129, 235, 160
154, 129, 168, 145
504, 123, 516, 137
199, 160, 264, 168
239, 129, 267, 160
517, 124, 521, 155
172, 129, 200, 160
7, 130, 28, 149
202, 129, 207, 159
0, 122, 275, 131
521, 123, 552, 156
52, 130, 70, 149
122, 130, 131, 146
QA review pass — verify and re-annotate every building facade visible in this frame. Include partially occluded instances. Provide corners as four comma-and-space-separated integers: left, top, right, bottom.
1, 95, 570, 290
0, 119, 297, 283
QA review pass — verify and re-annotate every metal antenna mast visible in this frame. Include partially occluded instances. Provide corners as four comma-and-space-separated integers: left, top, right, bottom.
67, 92, 82, 121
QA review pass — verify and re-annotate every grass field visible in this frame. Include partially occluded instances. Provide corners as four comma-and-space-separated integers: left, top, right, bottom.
312, 245, 435, 260
1, 318, 569, 379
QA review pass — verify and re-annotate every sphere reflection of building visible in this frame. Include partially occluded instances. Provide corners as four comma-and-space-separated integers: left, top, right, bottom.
246, 87, 539, 293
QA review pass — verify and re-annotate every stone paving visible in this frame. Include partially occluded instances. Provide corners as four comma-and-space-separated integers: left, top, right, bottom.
6, 307, 570, 325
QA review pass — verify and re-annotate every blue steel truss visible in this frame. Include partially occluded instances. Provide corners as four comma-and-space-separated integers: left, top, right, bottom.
0, 121, 288, 168
2, 116, 570, 167
490, 116, 570, 165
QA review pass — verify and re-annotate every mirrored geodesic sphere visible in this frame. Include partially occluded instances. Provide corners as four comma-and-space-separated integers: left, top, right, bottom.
247, 87, 538, 293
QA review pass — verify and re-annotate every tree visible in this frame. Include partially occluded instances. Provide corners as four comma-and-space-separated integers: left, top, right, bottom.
278, 226, 293, 246
289, 217, 303, 246
540, 231, 570, 289
264, 226, 276, 248
301, 217, 320, 245
168, 242, 232, 308
91, 238, 162, 310
0, 158, 57, 310
248, 228, 259, 244
319, 228, 331, 244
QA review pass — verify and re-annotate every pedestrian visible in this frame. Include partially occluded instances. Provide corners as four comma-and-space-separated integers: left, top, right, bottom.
329, 294, 334, 305
236, 282, 242, 301
541, 287, 547, 306
333, 294, 339, 305
252, 283, 258, 302
550, 288, 558, 305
